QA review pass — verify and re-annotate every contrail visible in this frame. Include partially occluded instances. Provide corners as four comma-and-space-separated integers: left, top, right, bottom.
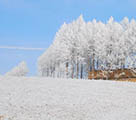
0, 46, 45, 51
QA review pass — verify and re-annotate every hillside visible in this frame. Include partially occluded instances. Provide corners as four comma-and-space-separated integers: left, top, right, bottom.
0, 77, 136, 120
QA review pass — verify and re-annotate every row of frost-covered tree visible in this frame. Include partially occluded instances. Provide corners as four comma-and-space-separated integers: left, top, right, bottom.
38, 15, 136, 79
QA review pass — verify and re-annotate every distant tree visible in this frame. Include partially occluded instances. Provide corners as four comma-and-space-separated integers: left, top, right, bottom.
5, 61, 29, 77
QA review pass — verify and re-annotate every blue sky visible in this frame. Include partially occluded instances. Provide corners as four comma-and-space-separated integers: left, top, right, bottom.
0, 0, 136, 75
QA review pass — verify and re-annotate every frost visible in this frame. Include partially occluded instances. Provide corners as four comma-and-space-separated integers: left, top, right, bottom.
5, 61, 29, 77
0, 77, 136, 120
38, 16, 136, 79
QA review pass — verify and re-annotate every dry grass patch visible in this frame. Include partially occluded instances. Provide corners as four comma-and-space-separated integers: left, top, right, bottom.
117, 78, 136, 82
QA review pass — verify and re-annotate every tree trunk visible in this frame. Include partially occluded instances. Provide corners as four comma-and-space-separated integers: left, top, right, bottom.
47, 68, 49, 77
66, 62, 69, 78
97, 59, 99, 70
87, 57, 91, 79
42, 68, 45, 77
80, 63, 83, 79
76, 62, 79, 79
57, 62, 60, 78
71, 64, 74, 78
92, 53, 95, 79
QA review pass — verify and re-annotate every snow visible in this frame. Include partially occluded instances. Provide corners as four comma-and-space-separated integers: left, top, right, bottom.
5, 61, 28, 77
38, 16, 136, 79
0, 76, 136, 120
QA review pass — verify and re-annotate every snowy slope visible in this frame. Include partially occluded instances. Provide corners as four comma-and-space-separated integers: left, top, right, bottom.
0, 77, 136, 120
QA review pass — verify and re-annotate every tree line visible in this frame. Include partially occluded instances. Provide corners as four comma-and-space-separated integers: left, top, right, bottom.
38, 15, 136, 79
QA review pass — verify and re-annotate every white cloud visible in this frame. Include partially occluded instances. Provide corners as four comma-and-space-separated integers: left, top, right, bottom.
0, 46, 45, 51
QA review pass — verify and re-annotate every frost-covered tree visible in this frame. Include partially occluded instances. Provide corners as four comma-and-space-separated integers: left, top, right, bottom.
5, 61, 29, 77
38, 15, 136, 79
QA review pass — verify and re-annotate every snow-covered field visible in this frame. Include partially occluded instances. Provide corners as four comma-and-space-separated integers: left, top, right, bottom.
0, 77, 136, 120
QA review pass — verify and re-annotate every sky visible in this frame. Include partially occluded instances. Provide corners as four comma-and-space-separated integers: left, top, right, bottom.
0, 0, 136, 76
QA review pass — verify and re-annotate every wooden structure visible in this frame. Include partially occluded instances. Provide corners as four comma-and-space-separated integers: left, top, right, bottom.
88, 69, 136, 80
